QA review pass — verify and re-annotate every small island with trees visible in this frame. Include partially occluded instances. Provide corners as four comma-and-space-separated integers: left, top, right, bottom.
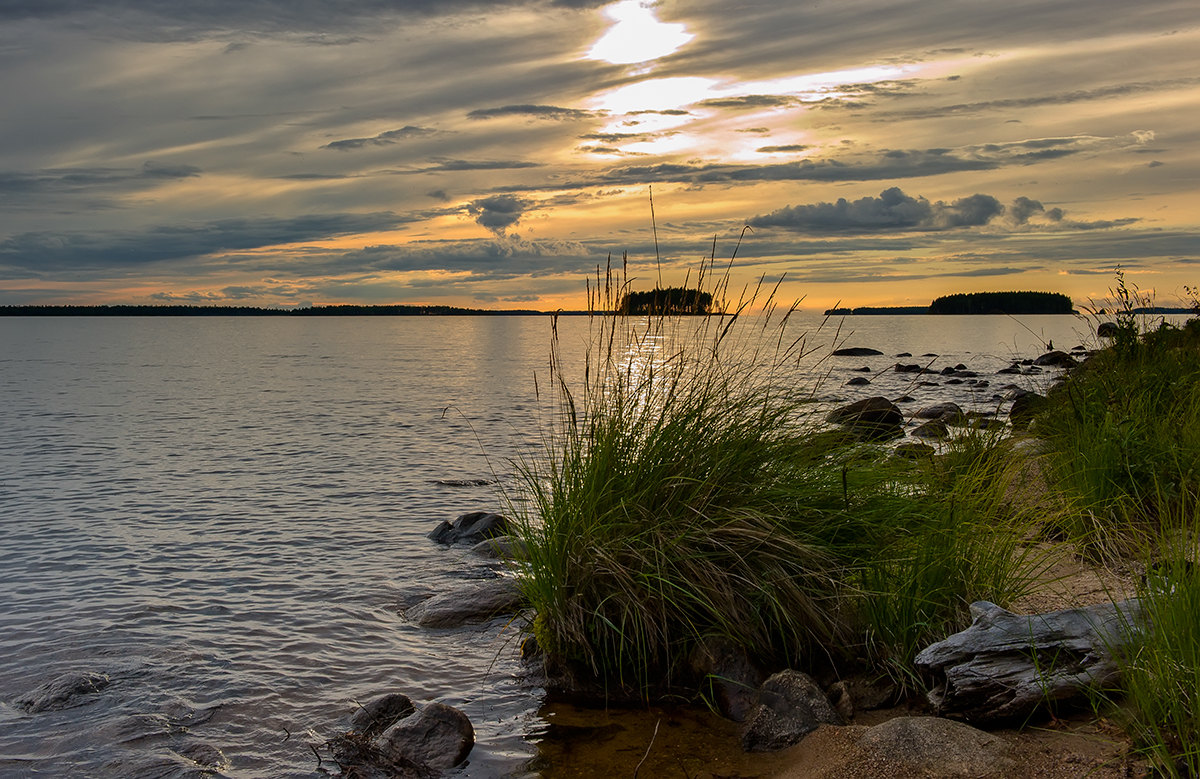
826, 291, 1076, 316
617, 287, 714, 315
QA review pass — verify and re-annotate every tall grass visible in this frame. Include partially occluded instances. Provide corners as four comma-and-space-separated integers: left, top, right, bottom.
857, 430, 1051, 689
509, 254, 1044, 694
1035, 274, 1200, 558
512, 258, 849, 689
1031, 273, 1200, 771
1119, 491, 1200, 778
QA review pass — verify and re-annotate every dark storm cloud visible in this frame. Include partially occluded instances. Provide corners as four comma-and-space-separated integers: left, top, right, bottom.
747, 188, 1004, 233
321, 126, 437, 150
467, 104, 602, 121
466, 195, 530, 236
0, 212, 419, 274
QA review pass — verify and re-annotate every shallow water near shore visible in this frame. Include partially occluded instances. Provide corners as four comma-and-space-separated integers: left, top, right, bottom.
0, 313, 1130, 777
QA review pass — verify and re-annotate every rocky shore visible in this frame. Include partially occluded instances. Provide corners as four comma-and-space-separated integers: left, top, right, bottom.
346, 338, 1153, 779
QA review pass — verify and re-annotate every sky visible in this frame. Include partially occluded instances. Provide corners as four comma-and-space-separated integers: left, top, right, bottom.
1, 0, 1197, 311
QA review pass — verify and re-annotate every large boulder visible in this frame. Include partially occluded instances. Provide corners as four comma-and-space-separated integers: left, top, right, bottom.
428, 512, 509, 545
914, 600, 1142, 725
741, 670, 843, 752
832, 347, 884, 356
406, 579, 523, 628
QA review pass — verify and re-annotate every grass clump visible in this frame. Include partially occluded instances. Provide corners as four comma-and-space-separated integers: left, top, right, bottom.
513, 262, 849, 690
855, 430, 1050, 689
1118, 494, 1200, 778
1035, 273, 1200, 558
510, 256, 1043, 695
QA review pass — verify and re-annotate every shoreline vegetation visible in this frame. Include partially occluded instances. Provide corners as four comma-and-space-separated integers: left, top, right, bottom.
507, 265, 1200, 777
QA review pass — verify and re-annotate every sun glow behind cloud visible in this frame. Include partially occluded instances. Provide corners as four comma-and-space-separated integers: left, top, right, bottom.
587, 1, 694, 65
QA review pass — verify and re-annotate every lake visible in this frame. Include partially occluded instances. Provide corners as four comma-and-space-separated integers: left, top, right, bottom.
0, 312, 1126, 778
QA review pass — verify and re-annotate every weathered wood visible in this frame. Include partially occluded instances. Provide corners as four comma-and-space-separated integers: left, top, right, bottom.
914, 599, 1142, 724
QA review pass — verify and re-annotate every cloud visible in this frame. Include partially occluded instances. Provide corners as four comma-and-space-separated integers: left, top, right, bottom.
338, 236, 602, 278
0, 0, 610, 39
466, 195, 530, 236
870, 78, 1200, 120
420, 159, 542, 172
698, 95, 797, 109
745, 188, 1140, 235
0, 212, 417, 274
748, 187, 1003, 233
785, 266, 1029, 285
467, 104, 601, 121
586, 150, 999, 187
321, 125, 436, 150
756, 144, 809, 153
0, 162, 202, 205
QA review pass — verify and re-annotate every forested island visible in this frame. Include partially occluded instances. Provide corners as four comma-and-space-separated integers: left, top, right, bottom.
826, 291, 1077, 315
617, 287, 714, 315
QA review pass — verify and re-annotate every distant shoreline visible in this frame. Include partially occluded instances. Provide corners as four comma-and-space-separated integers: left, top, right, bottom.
2, 303, 1192, 317
0, 304, 596, 317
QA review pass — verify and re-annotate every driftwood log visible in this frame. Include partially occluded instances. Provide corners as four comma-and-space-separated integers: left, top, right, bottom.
914, 599, 1143, 724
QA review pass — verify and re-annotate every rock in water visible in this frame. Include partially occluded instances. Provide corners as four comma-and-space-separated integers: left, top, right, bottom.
913, 402, 966, 425
406, 579, 523, 628
427, 512, 509, 545
351, 693, 416, 739
825, 397, 902, 440
915, 599, 1142, 724
379, 702, 475, 771
15, 671, 110, 713
1033, 350, 1079, 368
741, 670, 843, 752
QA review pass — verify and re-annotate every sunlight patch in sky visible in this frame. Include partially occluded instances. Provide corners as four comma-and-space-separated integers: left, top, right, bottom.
587, 1, 694, 65
592, 76, 719, 113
